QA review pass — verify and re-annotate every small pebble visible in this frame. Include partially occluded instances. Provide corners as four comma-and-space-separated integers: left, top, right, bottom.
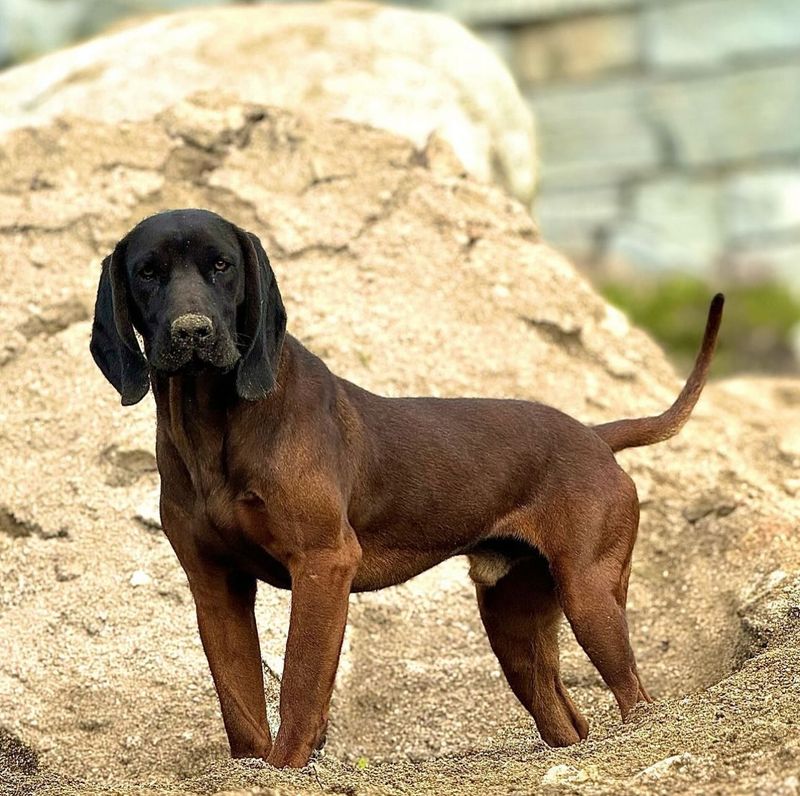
783, 479, 800, 497
135, 494, 162, 531
54, 562, 83, 582
635, 752, 694, 780
541, 763, 589, 786
130, 570, 152, 587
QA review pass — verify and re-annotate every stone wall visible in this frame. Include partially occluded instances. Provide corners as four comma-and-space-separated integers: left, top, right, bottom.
437, 0, 800, 284
0, 0, 249, 64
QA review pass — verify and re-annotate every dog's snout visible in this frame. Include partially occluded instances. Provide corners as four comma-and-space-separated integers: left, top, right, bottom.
171, 313, 214, 344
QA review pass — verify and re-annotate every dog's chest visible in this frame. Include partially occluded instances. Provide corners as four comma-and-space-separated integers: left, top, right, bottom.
161, 396, 249, 536
189, 451, 289, 566
188, 476, 291, 587
215, 509, 293, 591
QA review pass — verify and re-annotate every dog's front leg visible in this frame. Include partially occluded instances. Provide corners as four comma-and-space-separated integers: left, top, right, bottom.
187, 563, 273, 759
268, 539, 361, 769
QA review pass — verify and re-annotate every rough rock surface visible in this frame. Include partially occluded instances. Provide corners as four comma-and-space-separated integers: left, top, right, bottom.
0, 94, 799, 796
0, 1, 537, 205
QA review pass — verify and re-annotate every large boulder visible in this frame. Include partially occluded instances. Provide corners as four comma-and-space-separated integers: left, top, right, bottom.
0, 93, 798, 795
0, 1, 538, 205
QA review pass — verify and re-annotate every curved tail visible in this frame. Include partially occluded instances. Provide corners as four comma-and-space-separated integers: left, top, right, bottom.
594, 293, 724, 453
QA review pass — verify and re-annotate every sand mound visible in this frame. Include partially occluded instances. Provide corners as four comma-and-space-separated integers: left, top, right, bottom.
0, 94, 798, 796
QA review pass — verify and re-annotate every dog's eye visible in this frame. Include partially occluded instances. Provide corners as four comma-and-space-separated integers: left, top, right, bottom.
139, 265, 156, 280
214, 259, 232, 273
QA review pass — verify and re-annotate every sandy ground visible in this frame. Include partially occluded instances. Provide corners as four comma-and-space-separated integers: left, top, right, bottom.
1, 96, 799, 796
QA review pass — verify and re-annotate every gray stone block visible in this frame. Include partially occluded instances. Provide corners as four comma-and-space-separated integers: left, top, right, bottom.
724, 240, 800, 285
529, 79, 661, 189
476, 26, 514, 67
436, 0, 639, 25
606, 175, 722, 275
513, 11, 639, 84
0, 0, 86, 61
535, 184, 621, 260
537, 184, 622, 227
645, 0, 800, 70
0, 0, 228, 62
539, 228, 602, 265
650, 64, 800, 166
723, 169, 800, 242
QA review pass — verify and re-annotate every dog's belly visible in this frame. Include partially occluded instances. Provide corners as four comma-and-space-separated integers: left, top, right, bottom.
220, 483, 521, 593
350, 545, 456, 591
349, 534, 541, 592
228, 532, 457, 592
222, 502, 463, 591
211, 510, 527, 593
345, 504, 505, 591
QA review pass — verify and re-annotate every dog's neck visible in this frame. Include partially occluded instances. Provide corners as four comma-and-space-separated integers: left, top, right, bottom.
151, 370, 230, 497
151, 343, 292, 497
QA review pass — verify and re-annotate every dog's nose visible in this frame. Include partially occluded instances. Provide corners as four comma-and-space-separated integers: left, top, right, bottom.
171, 313, 213, 344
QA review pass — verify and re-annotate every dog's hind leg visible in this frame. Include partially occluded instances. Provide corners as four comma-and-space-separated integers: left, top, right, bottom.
548, 473, 652, 718
474, 554, 589, 747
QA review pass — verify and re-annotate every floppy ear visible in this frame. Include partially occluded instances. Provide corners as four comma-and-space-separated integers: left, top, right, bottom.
234, 229, 287, 401
89, 249, 150, 406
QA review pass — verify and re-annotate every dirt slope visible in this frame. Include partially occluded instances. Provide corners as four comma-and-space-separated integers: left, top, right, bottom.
0, 96, 798, 796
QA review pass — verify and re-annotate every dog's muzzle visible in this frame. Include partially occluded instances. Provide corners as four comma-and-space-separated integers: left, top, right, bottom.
171, 313, 214, 348
156, 312, 239, 373
161, 312, 217, 369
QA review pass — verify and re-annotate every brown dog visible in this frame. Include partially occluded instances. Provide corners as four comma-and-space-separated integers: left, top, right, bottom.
90, 209, 723, 768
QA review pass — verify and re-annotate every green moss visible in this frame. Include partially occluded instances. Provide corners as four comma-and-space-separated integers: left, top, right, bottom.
600, 275, 800, 376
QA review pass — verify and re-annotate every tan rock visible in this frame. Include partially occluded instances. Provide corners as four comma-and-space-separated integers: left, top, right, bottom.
0, 1, 538, 204
0, 93, 798, 795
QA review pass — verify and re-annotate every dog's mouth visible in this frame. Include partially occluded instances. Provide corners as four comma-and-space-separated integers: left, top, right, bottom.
151, 341, 240, 376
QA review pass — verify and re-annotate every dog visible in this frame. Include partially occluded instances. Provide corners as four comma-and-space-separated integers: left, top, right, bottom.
90, 208, 723, 768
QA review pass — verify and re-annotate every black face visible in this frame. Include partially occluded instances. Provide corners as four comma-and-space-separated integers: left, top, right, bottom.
90, 209, 287, 405
124, 210, 244, 374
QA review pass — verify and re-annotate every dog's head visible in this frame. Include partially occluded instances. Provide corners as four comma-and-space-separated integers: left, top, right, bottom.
90, 209, 286, 405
